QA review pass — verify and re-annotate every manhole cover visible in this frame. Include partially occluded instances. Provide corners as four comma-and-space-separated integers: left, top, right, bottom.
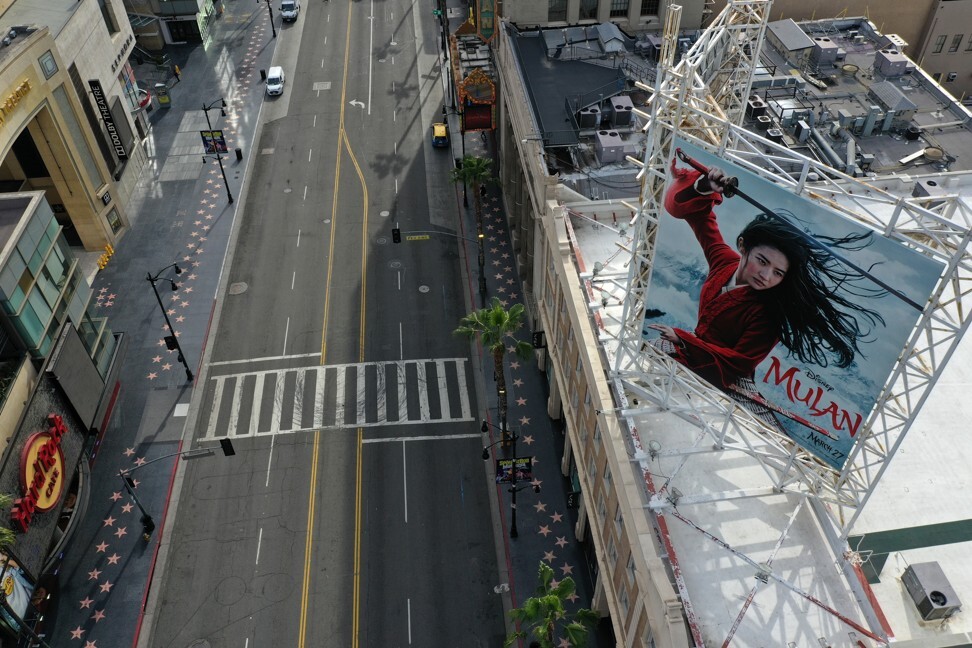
379, 210, 390, 218
390, 261, 402, 269
376, 236, 388, 245
419, 285, 430, 293
229, 282, 248, 295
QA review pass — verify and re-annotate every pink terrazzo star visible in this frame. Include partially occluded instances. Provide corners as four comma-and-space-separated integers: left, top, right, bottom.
107, 553, 121, 565
92, 609, 105, 622
555, 536, 568, 548
123, 448, 135, 457
519, 416, 531, 425
95, 542, 108, 553
102, 516, 115, 527
152, 355, 162, 363
163, 363, 172, 370
110, 492, 122, 502
71, 626, 84, 639
114, 527, 127, 539
538, 525, 552, 537
521, 435, 534, 445
122, 503, 133, 513
551, 511, 563, 523
88, 568, 101, 580
543, 551, 556, 562
560, 563, 574, 575
533, 501, 547, 512
513, 378, 524, 387
99, 580, 114, 593
79, 597, 93, 609
147, 372, 158, 380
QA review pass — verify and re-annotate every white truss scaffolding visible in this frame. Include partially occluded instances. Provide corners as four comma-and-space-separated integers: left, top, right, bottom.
607, 1, 972, 641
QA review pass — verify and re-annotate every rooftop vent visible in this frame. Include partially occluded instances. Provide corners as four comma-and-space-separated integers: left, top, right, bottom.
902, 562, 961, 621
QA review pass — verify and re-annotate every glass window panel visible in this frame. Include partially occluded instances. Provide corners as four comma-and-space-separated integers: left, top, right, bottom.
548, 0, 567, 22
641, 0, 659, 15
579, 0, 597, 20
28, 289, 53, 323
949, 34, 963, 53
610, 0, 628, 17
16, 302, 45, 344
934, 35, 947, 54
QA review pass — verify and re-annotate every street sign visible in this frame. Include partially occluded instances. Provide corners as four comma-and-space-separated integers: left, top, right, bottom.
566, 490, 582, 509
432, 9, 441, 15
532, 331, 546, 349
405, 234, 430, 241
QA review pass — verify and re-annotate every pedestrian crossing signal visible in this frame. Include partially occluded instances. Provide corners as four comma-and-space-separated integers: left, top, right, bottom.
392, 228, 401, 244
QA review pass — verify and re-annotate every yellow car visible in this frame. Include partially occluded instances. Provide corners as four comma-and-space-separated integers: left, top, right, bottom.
431, 122, 449, 147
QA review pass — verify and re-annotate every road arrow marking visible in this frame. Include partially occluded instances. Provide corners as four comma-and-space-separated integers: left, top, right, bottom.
349, 100, 365, 109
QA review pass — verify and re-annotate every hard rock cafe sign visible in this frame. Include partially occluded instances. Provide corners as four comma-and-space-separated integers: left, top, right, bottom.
10, 414, 68, 533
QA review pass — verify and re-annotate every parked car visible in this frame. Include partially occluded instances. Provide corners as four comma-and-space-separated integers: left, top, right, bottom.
266, 66, 285, 96
281, 0, 300, 21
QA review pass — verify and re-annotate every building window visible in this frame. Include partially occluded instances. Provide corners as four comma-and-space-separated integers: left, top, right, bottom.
604, 465, 612, 490
593, 421, 601, 446
608, 537, 617, 567
584, 387, 591, 406
966, 36, 972, 51
548, 0, 567, 22
949, 34, 964, 53
933, 35, 947, 54
597, 493, 607, 519
588, 455, 597, 480
641, 0, 660, 15
99, 0, 119, 34
620, 587, 629, 616
610, 0, 629, 18
615, 506, 624, 536
627, 555, 636, 584
579, 0, 598, 20
106, 208, 122, 233
39, 51, 58, 79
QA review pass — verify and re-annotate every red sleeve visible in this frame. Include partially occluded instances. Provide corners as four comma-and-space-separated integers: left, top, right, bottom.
664, 162, 737, 272
671, 317, 779, 388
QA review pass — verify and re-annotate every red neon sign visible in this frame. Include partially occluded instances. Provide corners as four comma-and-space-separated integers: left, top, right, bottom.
10, 414, 68, 533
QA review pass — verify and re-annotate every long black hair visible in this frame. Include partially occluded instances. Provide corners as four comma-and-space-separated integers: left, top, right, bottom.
738, 211, 885, 368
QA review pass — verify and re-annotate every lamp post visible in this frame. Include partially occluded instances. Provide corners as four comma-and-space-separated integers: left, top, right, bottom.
444, 105, 468, 207
260, 0, 277, 38
482, 420, 539, 539
201, 97, 233, 203
147, 263, 194, 382
119, 442, 235, 539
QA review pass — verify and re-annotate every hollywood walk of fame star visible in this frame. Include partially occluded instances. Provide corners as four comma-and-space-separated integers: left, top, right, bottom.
492, 259, 502, 266
102, 516, 115, 527
510, 361, 520, 370
559, 638, 571, 647
111, 490, 124, 501
551, 511, 563, 523
147, 372, 158, 380
181, 301, 189, 307
92, 609, 106, 622
114, 527, 127, 539
516, 397, 527, 406
87, 568, 101, 580
79, 597, 93, 609
510, 292, 519, 300
85, 641, 97, 648
566, 592, 579, 603
495, 273, 504, 279
531, 478, 542, 488
122, 503, 133, 513
152, 355, 162, 363
188, 273, 198, 280
104, 301, 113, 307
162, 363, 172, 370
521, 435, 534, 445
519, 416, 531, 425
513, 378, 524, 387
107, 553, 121, 565
183, 286, 194, 293
533, 501, 547, 513
543, 551, 556, 562
71, 626, 84, 639
538, 525, 552, 537
99, 580, 114, 593
134, 457, 147, 466
560, 563, 574, 575
175, 316, 185, 322
555, 536, 568, 548
95, 542, 108, 553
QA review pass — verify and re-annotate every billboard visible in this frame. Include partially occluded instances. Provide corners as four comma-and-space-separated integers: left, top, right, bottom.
643, 139, 943, 470
200, 130, 229, 154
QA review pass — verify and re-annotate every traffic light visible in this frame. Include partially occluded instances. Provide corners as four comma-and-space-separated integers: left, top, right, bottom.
392, 228, 401, 244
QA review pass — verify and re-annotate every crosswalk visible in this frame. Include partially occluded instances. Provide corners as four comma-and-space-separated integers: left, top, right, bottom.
202, 358, 475, 440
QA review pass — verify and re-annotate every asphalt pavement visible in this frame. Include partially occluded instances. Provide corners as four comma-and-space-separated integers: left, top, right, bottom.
41, 0, 609, 646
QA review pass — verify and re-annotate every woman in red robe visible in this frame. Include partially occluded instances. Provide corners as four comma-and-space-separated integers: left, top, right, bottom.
648, 157, 884, 397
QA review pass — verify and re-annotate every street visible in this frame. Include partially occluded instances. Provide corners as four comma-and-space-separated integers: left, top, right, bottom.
145, 0, 505, 646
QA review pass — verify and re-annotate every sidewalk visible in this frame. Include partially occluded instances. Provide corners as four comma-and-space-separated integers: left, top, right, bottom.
452, 112, 611, 646
45, 5, 275, 647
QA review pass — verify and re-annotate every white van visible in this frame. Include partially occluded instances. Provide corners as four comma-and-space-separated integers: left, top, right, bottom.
281, 0, 300, 22
266, 67, 285, 96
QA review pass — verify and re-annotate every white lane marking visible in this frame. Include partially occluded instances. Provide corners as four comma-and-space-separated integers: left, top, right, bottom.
362, 433, 481, 444
282, 317, 290, 355
435, 360, 449, 418
291, 271, 296, 290
229, 376, 243, 434
416, 362, 430, 421
399, 322, 403, 360
266, 432, 275, 487
314, 366, 326, 427
255, 527, 263, 565
308, 149, 313, 162
206, 375, 227, 438
297, 228, 301, 247
303, 185, 307, 200
210, 351, 319, 367
402, 440, 408, 524
354, 364, 366, 424
313, 115, 317, 127
249, 374, 265, 436
407, 598, 412, 644
368, 0, 374, 114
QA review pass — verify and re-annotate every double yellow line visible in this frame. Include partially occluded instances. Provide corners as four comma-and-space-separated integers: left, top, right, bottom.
297, 2, 370, 646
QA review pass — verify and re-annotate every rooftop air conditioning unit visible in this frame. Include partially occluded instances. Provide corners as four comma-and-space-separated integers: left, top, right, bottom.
902, 563, 961, 621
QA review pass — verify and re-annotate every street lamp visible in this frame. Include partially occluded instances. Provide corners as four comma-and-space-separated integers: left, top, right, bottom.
201, 97, 234, 204
147, 263, 194, 382
119, 441, 236, 539
482, 419, 539, 539
260, 0, 277, 38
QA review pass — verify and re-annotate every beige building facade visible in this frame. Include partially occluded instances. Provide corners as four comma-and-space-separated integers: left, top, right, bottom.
500, 0, 707, 33
0, 0, 147, 251
913, 0, 972, 101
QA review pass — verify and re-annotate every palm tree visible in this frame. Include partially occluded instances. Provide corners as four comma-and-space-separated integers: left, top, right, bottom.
455, 297, 533, 444
505, 562, 598, 648
450, 155, 494, 301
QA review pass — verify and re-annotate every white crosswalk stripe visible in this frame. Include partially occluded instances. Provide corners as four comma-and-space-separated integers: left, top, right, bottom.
202, 358, 474, 441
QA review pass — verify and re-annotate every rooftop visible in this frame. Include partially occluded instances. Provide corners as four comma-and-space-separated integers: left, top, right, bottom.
513, 14, 972, 648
